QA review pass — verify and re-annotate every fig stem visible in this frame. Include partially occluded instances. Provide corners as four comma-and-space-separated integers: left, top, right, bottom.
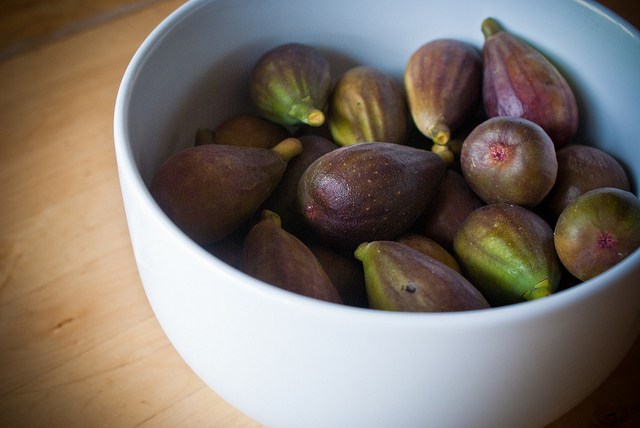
354, 242, 370, 261
481, 17, 504, 39
428, 119, 451, 145
260, 209, 282, 227
289, 96, 325, 126
522, 278, 553, 301
271, 137, 303, 162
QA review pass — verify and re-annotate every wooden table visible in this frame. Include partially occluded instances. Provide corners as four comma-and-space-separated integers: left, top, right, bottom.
1, 1, 638, 426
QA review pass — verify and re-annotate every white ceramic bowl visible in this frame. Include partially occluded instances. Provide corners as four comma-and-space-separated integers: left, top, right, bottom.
114, 1, 640, 427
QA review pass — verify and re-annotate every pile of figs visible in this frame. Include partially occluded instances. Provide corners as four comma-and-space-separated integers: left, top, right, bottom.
149, 17, 640, 311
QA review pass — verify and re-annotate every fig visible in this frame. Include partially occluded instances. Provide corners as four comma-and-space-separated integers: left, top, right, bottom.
412, 169, 484, 252
250, 43, 331, 127
542, 144, 631, 220
554, 187, 640, 281
404, 38, 482, 146
242, 210, 342, 304
328, 66, 408, 146
481, 17, 578, 148
150, 138, 302, 245
195, 113, 290, 148
354, 241, 490, 312
460, 116, 558, 208
454, 203, 562, 306
395, 233, 462, 274
298, 142, 445, 250
260, 135, 339, 237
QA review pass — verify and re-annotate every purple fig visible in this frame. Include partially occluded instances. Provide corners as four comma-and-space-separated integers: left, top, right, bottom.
396, 233, 462, 274
404, 39, 482, 146
481, 17, 578, 148
196, 113, 290, 148
554, 187, 640, 281
461, 116, 558, 208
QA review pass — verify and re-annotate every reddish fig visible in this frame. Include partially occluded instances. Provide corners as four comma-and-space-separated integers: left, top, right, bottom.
396, 233, 462, 274
196, 113, 290, 148
481, 17, 578, 148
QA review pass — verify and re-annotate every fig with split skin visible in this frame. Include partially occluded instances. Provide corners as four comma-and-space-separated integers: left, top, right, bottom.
460, 116, 558, 209
328, 66, 408, 146
242, 210, 342, 304
454, 203, 562, 307
554, 187, 640, 281
404, 38, 483, 146
250, 43, 331, 127
150, 138, 302, 245
481, 17, 579, 148
298, 142, 445, 250
195, 113, 290, 148
354, 240, 490, 312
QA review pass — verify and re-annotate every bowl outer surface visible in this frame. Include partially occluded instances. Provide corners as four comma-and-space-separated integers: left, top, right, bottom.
114, 0, 640, 427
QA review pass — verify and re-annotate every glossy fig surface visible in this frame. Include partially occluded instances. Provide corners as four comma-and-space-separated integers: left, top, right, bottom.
482, 17, 578, 148
355, 241, 490, 312
554, 187, 640, 281
454, 203, 562, 306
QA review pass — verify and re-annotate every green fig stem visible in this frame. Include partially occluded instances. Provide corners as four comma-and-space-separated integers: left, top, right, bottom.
289, 96, 325, 126
481, 17, 504, 39
271, 137, 303, 162
428, 119, 451, 145
522, 278, 553, 301
354, 242, 370, 261
260, 209, 282, 227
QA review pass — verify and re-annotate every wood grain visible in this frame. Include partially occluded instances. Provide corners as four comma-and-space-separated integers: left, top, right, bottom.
0, 0, 638, 427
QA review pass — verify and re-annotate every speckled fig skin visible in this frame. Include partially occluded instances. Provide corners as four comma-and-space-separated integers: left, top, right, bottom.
195, 113, 290, 148
250, 43, 331, 127
404, 39, 482, 146
542, 144, 631, 220
150, 138, 302, 245
461, 116, 558, 208
329, 66, 408, 146
454, 203, 562, 307
482, 17, 578, 148
242, 210, 342, 304
298, 142, 445, 250
554, 188, 640, 281
354, 241, 490, 312
395, 233, 462, 274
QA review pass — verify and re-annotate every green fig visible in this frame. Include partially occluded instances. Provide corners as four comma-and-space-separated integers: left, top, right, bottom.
250, 43, 331, 127
554, 187, 640, 281
481, 17, 579, 148
460, 116, 558, 209
454, 203, 562, 306
354, 241, 490, 312
328, 66, 408, 146
196, 113, 290, 148
298, 142, 445, 249
242, 210, 342, 304
150, 138, 302, 245
404, 38, 482, 146
396, 233, 462, 274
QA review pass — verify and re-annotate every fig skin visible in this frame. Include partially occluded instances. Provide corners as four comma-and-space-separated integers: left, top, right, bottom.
242, 210, 342, 304
396, 233, 462, 274
195, 113, 290, 148
460, 116, 558, 209
404, 38, 482, 146
150, 138, 302, 245
481, 17, 578, 148
454, 203, 562, 306
298, 142, 445, 250
328, 66, 408, 146
542, 144, 631, 220
250, 43, 331, 127
554, 187, 640, 281
354, 241, 490, 312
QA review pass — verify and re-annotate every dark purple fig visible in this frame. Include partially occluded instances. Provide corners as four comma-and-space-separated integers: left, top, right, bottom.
461, 116, 558, 208
413, 169, 485, 252
242, 210, 342, 304
260, 135, 339, 237
354, 240, 490, 312
196, 113, 290, 148
554, 187, 640, 281
150, 138, 302, 245
396, 233, 461, 274
543, 144, 631, 220
404, 39, 482, 146
454, 203, 562, 306
298, 142, 445, 250
481, 17, 578, 148
250, 43, 331, 127
328, 66, 408, 146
